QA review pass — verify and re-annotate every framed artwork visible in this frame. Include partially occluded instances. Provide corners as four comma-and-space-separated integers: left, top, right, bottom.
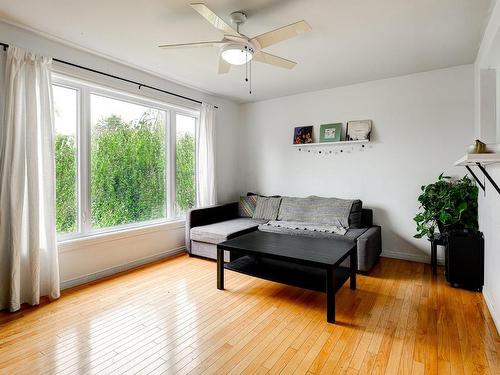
293, 126, 314, 144
319, 123, 342, 143
346, 120, 372, 141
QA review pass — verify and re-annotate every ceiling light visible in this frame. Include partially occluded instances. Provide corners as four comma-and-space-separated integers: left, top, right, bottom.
221, 44, 253, 65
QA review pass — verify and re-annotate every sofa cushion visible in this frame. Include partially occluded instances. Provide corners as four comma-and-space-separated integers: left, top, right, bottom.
253, 197, 282, 220
258, 222, 368, 242
264, 220, 348, 235
190, 218, 267, 244
238, 195, 258, 217
278, 196, 361, 228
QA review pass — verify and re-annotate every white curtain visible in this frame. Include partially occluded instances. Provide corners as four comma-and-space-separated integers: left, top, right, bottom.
196, 103, 217, 207
0, 46, 60, 312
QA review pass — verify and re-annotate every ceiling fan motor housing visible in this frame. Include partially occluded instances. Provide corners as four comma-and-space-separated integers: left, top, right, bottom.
230, 11, 247, 26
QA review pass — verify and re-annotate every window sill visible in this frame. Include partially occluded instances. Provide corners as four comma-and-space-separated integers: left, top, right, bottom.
58, 219, 185, 253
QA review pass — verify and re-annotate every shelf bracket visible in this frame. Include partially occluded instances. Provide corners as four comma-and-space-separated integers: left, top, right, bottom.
465, 165, 485, 191
464, 162, 500, 196
476, 162, 500, 196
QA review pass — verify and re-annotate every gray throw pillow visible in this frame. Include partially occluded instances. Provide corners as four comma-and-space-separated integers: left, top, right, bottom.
238, 195, 258, 217
253, 197, 282, 220
348, 200, 363, 228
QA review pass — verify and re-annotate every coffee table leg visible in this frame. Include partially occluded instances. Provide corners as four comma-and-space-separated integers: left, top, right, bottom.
217, 247, 224, 290
350, 248, 357, 290
326, 267, 335, 323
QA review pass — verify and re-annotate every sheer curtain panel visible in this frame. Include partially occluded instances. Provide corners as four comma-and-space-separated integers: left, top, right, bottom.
0, 46, 60, 312
196, 103, 217, 207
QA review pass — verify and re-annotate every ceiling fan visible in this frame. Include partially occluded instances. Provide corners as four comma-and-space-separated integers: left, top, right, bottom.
158, 3, 311, 75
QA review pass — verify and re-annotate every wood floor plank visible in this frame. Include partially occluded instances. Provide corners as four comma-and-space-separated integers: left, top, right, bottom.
0, 255, 498, 375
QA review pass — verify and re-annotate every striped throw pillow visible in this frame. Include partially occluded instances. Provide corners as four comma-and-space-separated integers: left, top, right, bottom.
238, 195, 258, 217
253, 197, 282, 220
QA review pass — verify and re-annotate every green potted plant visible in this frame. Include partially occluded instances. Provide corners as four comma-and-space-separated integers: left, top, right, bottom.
414, 173, 478, 238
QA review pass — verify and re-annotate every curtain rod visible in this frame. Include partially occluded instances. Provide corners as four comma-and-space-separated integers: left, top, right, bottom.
0, 41, 218, 109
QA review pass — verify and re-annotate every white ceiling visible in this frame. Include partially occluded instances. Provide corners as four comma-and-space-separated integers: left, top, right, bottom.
0, 0, 493, 102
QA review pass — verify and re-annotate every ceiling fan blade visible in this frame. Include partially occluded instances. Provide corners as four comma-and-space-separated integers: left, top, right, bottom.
218, 55, 230, 74
223, 34, 248, 43
158, 41, 224, 49
190, 3, 240, 36
253, 52, 297, 69
251, 20, 311, 49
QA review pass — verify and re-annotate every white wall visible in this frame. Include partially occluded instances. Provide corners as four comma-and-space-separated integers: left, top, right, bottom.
240, 65, 474, 263
0, 21, 242, 286
475, 0, 500, 333
479, 69, 497, 142
477, 166, 500, 332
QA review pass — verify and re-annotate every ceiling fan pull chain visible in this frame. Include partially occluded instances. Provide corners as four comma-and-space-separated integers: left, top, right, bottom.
249, 58, 252, 94
245, 46, 248, 83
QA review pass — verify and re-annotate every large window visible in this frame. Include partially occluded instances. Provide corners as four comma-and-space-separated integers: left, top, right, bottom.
53, 75, 198, 239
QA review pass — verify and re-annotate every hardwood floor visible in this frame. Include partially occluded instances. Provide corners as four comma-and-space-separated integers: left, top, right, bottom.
0, 254, 498, 375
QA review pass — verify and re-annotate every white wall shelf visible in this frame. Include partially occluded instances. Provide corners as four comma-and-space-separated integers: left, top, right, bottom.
454, 153, 500, 166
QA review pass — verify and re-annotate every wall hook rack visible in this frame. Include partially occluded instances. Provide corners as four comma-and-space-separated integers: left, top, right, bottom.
293, 139, 371, 155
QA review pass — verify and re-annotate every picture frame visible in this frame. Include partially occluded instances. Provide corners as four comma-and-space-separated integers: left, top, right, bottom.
319, 123, 342, 143
293, 126, 314, 144
346, 120, 372, 141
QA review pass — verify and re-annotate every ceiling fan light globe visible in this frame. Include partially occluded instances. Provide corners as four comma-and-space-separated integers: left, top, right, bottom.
221, 45, 253, 65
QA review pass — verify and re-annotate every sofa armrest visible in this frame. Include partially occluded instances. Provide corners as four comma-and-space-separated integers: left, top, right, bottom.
356, 226, 382, 272
185, 202, 239, 252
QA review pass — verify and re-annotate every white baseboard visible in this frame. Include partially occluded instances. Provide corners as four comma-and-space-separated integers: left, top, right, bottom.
61, 246, 186, 290
381, 250, 444, 265
483, 287, 500, 335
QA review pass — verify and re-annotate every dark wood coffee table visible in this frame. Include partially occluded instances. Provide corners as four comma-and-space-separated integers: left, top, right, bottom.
217, 231, 357, 323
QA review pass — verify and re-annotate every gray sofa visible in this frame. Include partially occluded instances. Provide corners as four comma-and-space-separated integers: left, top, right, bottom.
186, 195, 382, 272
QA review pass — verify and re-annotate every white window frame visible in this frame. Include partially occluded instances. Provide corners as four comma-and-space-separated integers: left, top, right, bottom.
53, 73, 199, 242
173, 112, 198, 217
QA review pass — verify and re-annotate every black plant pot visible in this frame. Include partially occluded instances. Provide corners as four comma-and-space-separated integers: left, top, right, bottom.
436, 221, 463, 236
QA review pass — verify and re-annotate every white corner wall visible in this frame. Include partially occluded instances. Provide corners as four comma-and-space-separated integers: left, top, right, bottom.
240, 65, 474, 263
0, 21, 243, 287
478, 165, 500, 332
475, 0, 500, 333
